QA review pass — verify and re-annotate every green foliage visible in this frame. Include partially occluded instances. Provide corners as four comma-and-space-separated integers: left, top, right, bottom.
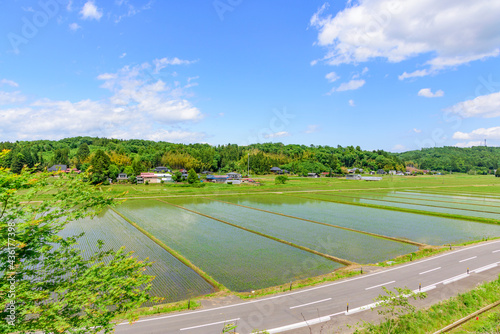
76, 143, 90, 161
0, 150, 158, 333
187, 169, 198, 184
275, 175, 288, 184
172, 171, 183, 182
496, 168, 500, 177
88, 149, 111, 184
363, 287, 426, 334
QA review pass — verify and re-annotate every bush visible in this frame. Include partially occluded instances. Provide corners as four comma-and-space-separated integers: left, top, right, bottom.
187, 169, 198, 184
275, 175, 288, 184
496, 169, 500, 177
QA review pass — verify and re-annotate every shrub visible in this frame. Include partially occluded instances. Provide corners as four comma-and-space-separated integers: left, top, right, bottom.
275, 175, 288, 184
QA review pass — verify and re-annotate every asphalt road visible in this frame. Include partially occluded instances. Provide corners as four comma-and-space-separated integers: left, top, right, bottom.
115, 240, 500, 334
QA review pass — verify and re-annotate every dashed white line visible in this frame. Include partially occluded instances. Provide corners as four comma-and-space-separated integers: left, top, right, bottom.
290, 298, 332, 310
473, 263, 498, 273
419, 267, 441, 275
443, 273, 469, 285
180, 318, 240, 331
459, 256, 477, 263
493, 250, 500, 253
365, 280, 396, 290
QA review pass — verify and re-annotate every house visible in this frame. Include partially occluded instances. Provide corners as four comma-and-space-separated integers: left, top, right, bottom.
346, 174, 362, 180
227, 172, 242, 180
369, 171, 375, 175
156, 173, 173, 182
396, 171, 405, 176
270, 167, 282, 173
116, 173, 129, 182
48, 165, 67, 172
136, 176, 144, 184
206, 175, 228, 184
348, 168, 364, 174
179, 169, 187, 173
377, 169, 386, 175
154, 166, 171, 173
282, 170, 290, 174
362, 176, 382, 181
307, 173, 319, 178
139, 173, 161, 184
201, 171, 213, 175
181, 172, 188, 180
388, 170, 397, 175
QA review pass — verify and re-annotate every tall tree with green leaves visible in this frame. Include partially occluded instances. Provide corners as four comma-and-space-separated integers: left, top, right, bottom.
0, 149, 158, 333
88, 149, 111, 184
187, 168, 198, 184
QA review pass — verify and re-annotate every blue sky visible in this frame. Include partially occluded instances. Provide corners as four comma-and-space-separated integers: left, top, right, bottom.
1, 0, 499, 152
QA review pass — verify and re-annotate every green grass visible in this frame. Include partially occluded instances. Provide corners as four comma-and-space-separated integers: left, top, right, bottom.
357, 275, 500, 334
452, 305, 500, 333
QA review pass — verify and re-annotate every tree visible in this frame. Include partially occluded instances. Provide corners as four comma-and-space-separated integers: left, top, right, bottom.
88, 149, 111, 184
0, 150, 158, 333
496, 168, 500, 177
187, 168, 198, 184
76, 143, 91, 161
173, 171, 183, 182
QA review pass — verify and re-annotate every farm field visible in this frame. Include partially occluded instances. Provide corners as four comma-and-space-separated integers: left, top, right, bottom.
210, 194, 500, 245
167, 197, 418, 264
305, 191, 500, 220
60, 209, 214, 303
115, 199, 343, 292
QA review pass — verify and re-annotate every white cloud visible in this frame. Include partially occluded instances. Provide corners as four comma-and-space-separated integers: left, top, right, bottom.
0, 91, 26, 105
453, 127, 500, 140
153, 57, 198, 73
446, 92, 500, 118
305, 125, 320, 133
413, 128, 422, 133
0, 79, 19, 87
325, 71, 340, 83
80, 1, 103, 20
310, 1, 500, 75
264, 131, 290, 139
454, 141, 485, 148
392, 144, 407, 152
418, 88, 444, 98
119, 52, 127, 59
0, 58, 204, 142
329, 79, 365, 93
398, 70, 431, 80
349, 99, 355, 107
69, 23, 81, 31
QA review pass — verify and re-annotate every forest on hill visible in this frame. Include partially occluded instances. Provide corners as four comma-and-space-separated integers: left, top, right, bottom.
399, 146, 500, 174
0, 137, 498, 176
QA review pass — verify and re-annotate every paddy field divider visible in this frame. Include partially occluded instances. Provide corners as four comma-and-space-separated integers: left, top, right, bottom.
154, 199, 356, 266
286, 194, 499, 225
318, 192, 500, 214
108, 206, 225, 291
202, 197, 425, 248
345, 191, 500, 209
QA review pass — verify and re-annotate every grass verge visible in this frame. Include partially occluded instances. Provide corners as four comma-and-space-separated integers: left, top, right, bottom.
115, 299, 202, 322
356, 275, 500, 333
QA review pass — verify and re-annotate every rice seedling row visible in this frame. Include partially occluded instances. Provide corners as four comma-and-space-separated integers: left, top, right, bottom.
61, 209, 214, 303
215, 193, 500, 245
115, 199, 343, 292
167, 197, 418, 265
313, 191, 500, 217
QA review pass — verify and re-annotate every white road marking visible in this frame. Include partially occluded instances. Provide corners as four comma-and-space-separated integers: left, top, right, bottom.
459, 256, 477, 263
473, 263, 498, 273
493, 250, 500, 253
289, 298, 332, 310
180, 318, 240, 331
365, 280, 396, 290
264, 316, 331, 334
442, 273, 469, 285
419, 267, 441, 275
